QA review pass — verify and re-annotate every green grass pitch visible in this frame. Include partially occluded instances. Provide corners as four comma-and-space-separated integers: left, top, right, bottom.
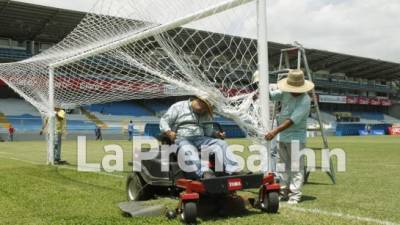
0, 136, 399, 225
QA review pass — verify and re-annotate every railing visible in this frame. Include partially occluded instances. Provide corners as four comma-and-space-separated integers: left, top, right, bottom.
313, 78, 394, 93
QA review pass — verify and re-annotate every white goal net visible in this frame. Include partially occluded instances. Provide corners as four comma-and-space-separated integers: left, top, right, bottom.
0, 0, 272, 164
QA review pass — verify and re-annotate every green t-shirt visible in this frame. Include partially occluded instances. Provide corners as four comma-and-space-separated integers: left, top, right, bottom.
270, 90, 311, 143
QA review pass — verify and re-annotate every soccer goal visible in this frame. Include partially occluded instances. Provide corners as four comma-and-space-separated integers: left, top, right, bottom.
0, 0, 271, 166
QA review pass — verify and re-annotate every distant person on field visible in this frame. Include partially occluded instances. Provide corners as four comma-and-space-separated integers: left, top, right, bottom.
262, 69, 314, 205
40, 108, 67, 165
8, 125, 15, 142
128, 120, 134, 141
95, 125, 103, 141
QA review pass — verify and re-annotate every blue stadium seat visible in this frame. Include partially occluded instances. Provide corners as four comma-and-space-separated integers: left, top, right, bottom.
371, 124, 391, 134
336, 123, 367, 136
86, 101, 152, 116
67, 120, 96, 131
143, 100, 170, 113
144, 123, 161, 137
0, 48, 32, 60
6, 115, 42, 132
352, 112, 384, 120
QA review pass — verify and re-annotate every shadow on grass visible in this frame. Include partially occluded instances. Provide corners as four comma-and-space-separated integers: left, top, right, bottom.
301, 195, 317, 202
305, 181, 331, 186
191, 195, 280, 223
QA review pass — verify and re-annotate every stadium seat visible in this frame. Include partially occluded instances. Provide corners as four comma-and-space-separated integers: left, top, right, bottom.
86, 101, 152, 116
0, 48, 32, 60
336, 123, 367, 136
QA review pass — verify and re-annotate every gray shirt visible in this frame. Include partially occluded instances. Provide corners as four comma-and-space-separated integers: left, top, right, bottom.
160, 100, 213, 138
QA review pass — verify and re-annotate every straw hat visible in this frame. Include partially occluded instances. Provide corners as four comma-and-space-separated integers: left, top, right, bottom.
196, 95, 213, 116
56, 109, 66, 119
277, 69, 314, 93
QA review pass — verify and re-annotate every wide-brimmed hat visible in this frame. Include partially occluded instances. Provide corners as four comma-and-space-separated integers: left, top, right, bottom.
277, 69, 314, 93
196, 95, 213, 116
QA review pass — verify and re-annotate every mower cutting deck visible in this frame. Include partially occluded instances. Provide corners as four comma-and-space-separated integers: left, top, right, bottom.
175, 173, 280, 223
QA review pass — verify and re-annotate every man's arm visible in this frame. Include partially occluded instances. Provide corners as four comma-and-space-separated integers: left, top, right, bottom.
265, 97, 311, 141
265, 119, 293, 140
160, 104, 179, 141
40, 117, 48, 135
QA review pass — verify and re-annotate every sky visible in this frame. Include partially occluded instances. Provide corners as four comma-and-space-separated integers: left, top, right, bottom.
15, 0, 400, 63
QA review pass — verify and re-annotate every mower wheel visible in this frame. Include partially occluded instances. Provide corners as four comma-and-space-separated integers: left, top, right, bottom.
261, 191, 279, 213
180, 201, 197, 223
126, 173, 153, 201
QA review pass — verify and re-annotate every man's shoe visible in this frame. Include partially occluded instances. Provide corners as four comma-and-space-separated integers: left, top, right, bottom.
287, 199, 298, 205
54, 160, 68, 165
59, 160, 68, 165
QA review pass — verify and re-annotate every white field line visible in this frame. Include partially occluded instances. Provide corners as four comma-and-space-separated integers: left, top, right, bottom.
0, 153, 42, 165
0, 153, 124, 178
57, 165, 124, 178
283, 205, 399, 225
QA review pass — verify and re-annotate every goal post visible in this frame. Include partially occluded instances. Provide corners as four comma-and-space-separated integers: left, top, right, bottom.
256, 0, 272, 171
0, 0, 274, 169
47, 67, 55, 165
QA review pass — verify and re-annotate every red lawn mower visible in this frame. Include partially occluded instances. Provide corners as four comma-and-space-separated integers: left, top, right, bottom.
125, 122, 280, 223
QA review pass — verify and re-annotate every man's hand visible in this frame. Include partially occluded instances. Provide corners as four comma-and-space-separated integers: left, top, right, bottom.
216, 131, 226, 139
39, 130, 43, 136
265, 129, 278, 141
265, 119, 294, 141
166, 131, 177, 142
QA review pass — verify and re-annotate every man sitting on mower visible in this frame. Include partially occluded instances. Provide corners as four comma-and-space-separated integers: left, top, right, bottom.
160, 96, 240, 179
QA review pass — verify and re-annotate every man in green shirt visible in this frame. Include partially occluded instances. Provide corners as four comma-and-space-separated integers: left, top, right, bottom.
264, 69, 314, 204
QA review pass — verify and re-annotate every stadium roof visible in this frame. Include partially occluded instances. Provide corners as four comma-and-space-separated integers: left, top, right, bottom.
1, 0, 399, 81
0, 0, 84, 43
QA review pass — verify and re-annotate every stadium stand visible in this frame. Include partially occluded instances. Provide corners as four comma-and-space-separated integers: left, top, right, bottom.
0, 99, 40, 116
5, 114, 42, 132
335, 123, 366, 136
0, 48, 32, 61
352, 112, 384, 121
144, 123, 161, 137
142, 100, 171, 115
85, 101, 153, 116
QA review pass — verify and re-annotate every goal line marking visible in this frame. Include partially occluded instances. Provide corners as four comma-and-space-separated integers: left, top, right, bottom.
0, 153, 124, 178
283, 205, 398, 225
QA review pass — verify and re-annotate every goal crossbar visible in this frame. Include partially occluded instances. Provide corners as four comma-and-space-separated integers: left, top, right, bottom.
50, 0, 255, 69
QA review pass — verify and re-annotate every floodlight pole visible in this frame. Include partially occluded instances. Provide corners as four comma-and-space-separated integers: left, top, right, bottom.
47, 66, 55, 165
257, 0, 271, 171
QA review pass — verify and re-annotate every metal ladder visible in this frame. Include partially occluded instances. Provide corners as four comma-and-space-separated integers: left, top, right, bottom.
271, 42, 336, 184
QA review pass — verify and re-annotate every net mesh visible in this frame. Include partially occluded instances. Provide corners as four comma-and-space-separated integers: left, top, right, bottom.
0, 0, 270, 138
